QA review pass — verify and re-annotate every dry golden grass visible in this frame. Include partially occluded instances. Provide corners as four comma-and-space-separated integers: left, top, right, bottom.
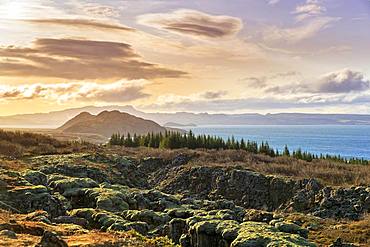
0, 210, 175, 247
0, 158, 32, 172
285, 213, 370, 247
67, 230, 175, 247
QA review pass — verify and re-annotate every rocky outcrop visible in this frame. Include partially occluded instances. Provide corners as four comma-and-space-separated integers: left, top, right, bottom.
2, 183, 66, 218
32, 153, 149, 188
1, 152, 369, 246
285, 184, 370, 220
157, 166, 301, 211
152, 163, 370, 220
172, 209, 315, 247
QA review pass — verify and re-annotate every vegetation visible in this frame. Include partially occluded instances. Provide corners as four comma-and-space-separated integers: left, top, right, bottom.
0, 132, 368, 246
109, 131, 369, 165
0, 129, 92, 158
0, 210, 176, 247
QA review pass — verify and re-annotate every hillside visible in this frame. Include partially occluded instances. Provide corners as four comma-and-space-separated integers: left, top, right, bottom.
58, 110, 167, 138
0, 146, 368, 246
0, 131, 368, 246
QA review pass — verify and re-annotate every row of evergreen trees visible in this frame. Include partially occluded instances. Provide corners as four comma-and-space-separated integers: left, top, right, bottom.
109, 131, 368, 165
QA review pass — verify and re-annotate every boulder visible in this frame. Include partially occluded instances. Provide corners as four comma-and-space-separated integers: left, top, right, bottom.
52, 216, 88, 228
48, 177, 99, 195
274, 221, 309, 238
0, 229, 17, 239
23, 170, 48, 186
121, 209, 171, 229
36, 231, 68, 247
244, 209, 274, 223
169, 218, 187, 244
6, 185, 65, 218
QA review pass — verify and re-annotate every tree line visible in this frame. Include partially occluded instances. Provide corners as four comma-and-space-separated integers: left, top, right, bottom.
109, 131, 368, 165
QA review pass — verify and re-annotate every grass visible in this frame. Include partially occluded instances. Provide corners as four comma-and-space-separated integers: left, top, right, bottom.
285, 213, 370, 246
0, 129, 95, 158
0, 210, 177, 247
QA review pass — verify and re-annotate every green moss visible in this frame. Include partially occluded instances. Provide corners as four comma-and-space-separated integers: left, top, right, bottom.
231, 222, 316, 247
49, 177, 98, 195
80, 186, 132, 212
10, 185, 48, 194
122, 209, 171, 228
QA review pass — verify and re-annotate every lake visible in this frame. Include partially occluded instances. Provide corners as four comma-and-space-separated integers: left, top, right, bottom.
182, 125, 370, 159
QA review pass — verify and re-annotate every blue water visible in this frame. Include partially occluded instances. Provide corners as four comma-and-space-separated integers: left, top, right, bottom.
183, 125, 370, 159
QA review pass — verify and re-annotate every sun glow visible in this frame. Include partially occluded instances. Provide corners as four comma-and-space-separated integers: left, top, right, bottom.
2, 1, 26, 19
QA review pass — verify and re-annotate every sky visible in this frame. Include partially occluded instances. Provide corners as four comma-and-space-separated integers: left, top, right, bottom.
0, 0, 370, 116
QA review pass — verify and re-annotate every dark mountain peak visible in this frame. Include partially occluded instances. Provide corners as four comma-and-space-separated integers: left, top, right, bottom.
57, 110, 168, 138
76, 111, 94, 118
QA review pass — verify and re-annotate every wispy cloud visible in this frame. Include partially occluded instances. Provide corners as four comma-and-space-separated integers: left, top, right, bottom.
263, 16, 340, 43
267, 0, 280, 6
24, 18, 134, 32
0, 80, 150, 103
0, 38, 186, 80
137, 9, 243, 38
81, 3, 121, 18
293, 0, 326, 21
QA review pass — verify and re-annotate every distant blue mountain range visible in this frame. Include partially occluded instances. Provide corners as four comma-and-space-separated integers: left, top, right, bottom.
1, 105, 370, 128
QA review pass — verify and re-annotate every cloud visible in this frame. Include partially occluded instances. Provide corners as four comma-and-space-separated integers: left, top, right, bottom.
267, 0, 280, 5
153, 90, 229, 107
293, 0, 326, 21
242, 77, 268, 88
241, 71, 301, 90
137, 9, 243, 38
317, 69, 370, 93
242, 69, 370, 95
142, 85, 370, 113
82, 3, 120, 18
0, 38, 186, 80
0, 80, 150, 103
263, 16, 340, 43
142, 93, 338, 113
25, 19, 134, 32
200, 91, 228, 99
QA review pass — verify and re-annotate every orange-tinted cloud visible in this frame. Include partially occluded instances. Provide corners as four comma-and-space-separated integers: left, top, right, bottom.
0, 80, 150, 103
25, 18, 134, 32
0, 38, 186, 80
138, 9, 243, 38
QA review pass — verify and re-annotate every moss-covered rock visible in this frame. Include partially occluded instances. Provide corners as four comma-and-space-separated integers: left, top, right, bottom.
108, 221, 149, 235
82, 187, 130, 212
6, 185, 65, 218
69, 208, 127, 230
244, 209, 274, 223
48, 177, 99, 196
121, 209, 171, 229
23, 170, 48, 186
274, 221, 309, 238
169, 218, 187, 244
231, 222, 315, 247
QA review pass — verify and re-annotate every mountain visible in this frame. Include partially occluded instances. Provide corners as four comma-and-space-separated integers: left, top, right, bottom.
164, 122, 197, 127
0, 105, 141, 128
58, 110, 167, 137
2, 105, 370, 128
